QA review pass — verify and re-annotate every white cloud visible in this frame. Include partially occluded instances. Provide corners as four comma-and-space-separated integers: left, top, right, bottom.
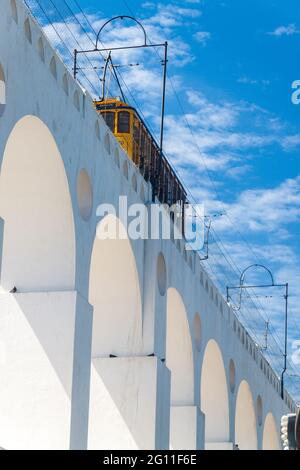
144, 3, 202, 30
194, 31, 211, 45
268, 24, 299, 37
213, 175, 300, 235
238, 76, 270, 86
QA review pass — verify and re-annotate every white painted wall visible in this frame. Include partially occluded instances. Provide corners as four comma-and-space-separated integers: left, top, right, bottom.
0, 291, 77, 449
88, 357, 164, 450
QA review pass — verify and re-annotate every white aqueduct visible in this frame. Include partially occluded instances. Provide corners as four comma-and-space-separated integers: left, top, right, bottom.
0, 0, 297, 450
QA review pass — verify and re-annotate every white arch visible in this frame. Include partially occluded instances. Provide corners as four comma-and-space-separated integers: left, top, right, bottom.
88, 215, 146, 449
235, 380, 258, 450
166, 287, 194, 405
263, 413, 281, 450
0, 116, 76, 449
201, 339, 230, 447
89, 214, 142, 357
0, 115, 75, 292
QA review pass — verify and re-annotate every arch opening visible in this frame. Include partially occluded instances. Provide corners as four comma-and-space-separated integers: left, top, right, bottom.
89, 214, 142, 357
166, 288, 194, 405
88, 215, 147, 450
235, 380, 258, 450
0, 116, 76, 449
0, 115, 75, 292
201, 339, 230, 449
262, 413, 281, 450
166, 288, 195, 450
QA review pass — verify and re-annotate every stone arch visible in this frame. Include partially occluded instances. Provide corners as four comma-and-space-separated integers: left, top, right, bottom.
166, 288, 196, 449
201, 339, 230, 448
166, 288, 194, 405
262, 413, 281, 450
88, 214, 147, 450
0, 115, 75, 292
0, 64, 6, 117
0, 116, 76, 449
89, 214, 142, 357
235, 380, 258, 450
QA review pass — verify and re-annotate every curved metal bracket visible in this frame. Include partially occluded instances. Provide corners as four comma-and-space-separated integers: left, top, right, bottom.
95, 15, 148, 50
226, 264, 289, 400
240, 263, 275, 287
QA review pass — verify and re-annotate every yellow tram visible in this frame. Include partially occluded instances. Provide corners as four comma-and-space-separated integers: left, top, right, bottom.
94, 98, 187, 207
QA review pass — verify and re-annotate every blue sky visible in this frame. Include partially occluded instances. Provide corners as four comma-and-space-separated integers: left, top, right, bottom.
27, 0, 300, 398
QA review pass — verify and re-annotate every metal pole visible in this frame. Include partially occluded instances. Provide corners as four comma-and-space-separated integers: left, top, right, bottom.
152, 41, 168, 204
74, 49, 77, 79
160, 42, 168, 156
281, 283, 289, 399
109, 56, 126, 102
101, 52, 112, 102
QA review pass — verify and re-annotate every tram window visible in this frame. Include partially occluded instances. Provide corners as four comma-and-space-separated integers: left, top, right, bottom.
133, 122, 140, 143
118, 111, 130, 133
102, 112, 115, 133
